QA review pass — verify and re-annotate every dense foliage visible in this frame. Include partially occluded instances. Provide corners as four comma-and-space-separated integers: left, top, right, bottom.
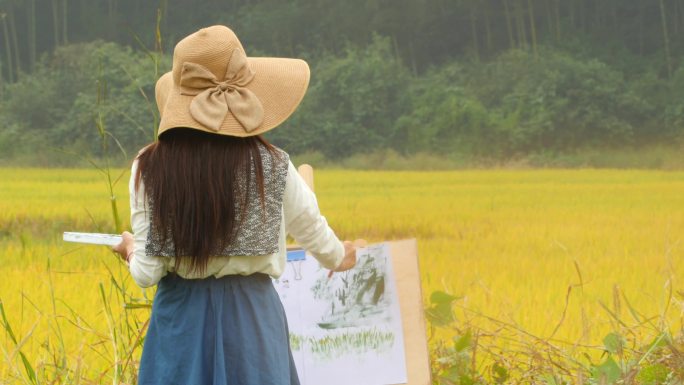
0, 0, 683, 164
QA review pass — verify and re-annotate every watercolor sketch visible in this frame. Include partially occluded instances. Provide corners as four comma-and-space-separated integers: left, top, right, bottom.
273, 244, 408, 385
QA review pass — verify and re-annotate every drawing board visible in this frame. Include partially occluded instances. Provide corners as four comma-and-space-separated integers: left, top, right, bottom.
388, 238, 431, 385
277, 239, 430, 385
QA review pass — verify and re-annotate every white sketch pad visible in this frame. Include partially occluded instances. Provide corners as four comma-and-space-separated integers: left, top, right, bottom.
274, 243, 408, 385
63, 232, 122, 246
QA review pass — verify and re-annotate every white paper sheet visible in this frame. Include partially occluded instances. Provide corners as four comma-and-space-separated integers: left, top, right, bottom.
277, 244, 408, 385
63, 232, 122, 246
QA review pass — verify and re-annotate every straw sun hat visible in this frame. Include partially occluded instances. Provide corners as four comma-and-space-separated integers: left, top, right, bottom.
155, 25, 310, 137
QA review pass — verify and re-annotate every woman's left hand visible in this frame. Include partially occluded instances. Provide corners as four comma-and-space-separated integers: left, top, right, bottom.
112, 231, 135, 263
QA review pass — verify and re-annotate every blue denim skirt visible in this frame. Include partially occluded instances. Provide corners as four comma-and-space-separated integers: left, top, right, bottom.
137, 273, 300, 385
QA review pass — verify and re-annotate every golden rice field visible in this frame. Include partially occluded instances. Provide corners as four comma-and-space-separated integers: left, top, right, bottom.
1, 167, 683, 384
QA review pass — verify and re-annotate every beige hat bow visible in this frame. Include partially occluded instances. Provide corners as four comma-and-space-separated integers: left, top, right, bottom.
179, 48, 264, 132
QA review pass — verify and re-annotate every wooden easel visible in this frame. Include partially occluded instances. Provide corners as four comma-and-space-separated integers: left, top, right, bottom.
296, 164, 432, 385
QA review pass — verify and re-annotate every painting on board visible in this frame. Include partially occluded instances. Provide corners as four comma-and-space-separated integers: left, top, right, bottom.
274, 243, 408, 385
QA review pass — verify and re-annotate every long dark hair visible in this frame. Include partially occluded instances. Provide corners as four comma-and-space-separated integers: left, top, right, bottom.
135, 128, 278, 274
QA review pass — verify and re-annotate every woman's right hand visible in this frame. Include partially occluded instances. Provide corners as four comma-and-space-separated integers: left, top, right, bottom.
333, 241, 357, 272
332, 239, 367, 272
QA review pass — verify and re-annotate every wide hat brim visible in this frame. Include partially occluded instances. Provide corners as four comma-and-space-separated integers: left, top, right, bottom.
156, 57, 310, 137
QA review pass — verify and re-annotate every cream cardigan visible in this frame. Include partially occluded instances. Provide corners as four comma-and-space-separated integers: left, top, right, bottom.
128, 160, 345, 288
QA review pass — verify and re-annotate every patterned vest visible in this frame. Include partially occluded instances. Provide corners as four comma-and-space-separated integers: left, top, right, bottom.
145, 146, 290, 257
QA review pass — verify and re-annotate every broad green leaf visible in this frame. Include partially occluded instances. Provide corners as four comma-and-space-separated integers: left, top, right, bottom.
492, 362, 509, 384
454, 330, 472, 352
426, 303, 454, 327
459, 374, 475, 385
591, 356, 621, 384
426, 291, 461, 326
603, 332, 625, 354
430, 291, 460, 305
635, 364, 670, 385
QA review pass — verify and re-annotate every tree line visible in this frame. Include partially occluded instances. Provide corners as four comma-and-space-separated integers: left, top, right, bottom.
0, 0, 683, 165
